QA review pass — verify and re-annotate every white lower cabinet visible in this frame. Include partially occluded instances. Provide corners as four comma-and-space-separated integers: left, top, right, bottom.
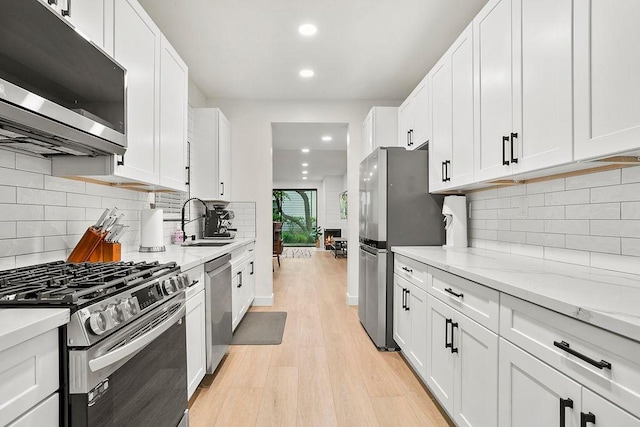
8, 393, 58, 427
185, 284, 206, 400
393, 274, 427, 378
426, 294, 498, 426
231, 245, 255, 331
499, 338, 640, 427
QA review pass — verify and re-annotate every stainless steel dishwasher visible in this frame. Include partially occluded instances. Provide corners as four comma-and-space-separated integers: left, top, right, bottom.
204, 253, 232, 374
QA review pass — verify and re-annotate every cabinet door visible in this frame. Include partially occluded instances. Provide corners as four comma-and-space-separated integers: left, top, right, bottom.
453, 312, 498, 427
426, 295, 455, 414
514, 0, 573, 172
398, 100, 413, 149
186, 290, 206, 399
191, 108, 220, 200
393, 275, 411, 350
582, 388, 640, 427
218, 112, 231, 201
7, 393, 58, 427
158, 36, 188, 191
574, 0, 640, 160
473, 0, 513, 182
362, 110, 373, 160
430, 55, 452, 192
231, 269, 240, 331
499, 338, 581, 427
113, 0, 160, 184
64, 0, 106, 49
407, 282, 428, 380
247, 255, 256, 303
412, 78, 431, 148
450, 24, 475, 187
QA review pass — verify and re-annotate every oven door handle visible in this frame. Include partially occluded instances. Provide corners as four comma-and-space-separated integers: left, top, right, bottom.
88, 304, 185, 372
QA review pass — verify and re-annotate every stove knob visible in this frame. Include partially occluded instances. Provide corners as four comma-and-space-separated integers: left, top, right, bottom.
109, 304, 125, 323
123, 299, 138, 317
162, 278, 176, 295
178, 273, 189, 289
89, 311, 108, 335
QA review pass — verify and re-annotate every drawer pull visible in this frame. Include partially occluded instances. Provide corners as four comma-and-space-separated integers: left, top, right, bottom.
444, 287, 464, 298
553, 341, 611, 370
580, 412, 596, 427
405, 289, 410, 311
401, 266, 413, 274
560, 398, 573, 427
402, 288, 407, 310
445, 319, 458, 353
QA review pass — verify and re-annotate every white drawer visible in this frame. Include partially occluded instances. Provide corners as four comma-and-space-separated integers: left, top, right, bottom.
183, 263, 205, 299
394, 254, 427, 288
429, 267, 500, 333
500, 294, 640, 418
8, 393, 58, 427
0, 329, 59, 426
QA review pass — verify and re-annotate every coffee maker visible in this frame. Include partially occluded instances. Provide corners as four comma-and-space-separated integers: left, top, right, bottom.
204, 206, 236, 239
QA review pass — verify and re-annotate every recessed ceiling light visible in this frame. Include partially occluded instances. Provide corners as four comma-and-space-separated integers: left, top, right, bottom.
321, 136, 332, 141
302, 163, 308, 167
302, 171, 308, 174
302, 176, 308, 180
298, 24, 317, 36
299, 69, 314, 78
301, 148, 310, 153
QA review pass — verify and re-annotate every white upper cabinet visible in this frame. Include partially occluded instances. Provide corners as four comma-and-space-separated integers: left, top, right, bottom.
62, 0, 107, 50
574, 0, 640, 160
473, 0, 573, 182
159, 35, 188, 192
430, 24, 474, 193
361, 107, 398, 160
191, 108, 232, 202
398, 75, 430, 151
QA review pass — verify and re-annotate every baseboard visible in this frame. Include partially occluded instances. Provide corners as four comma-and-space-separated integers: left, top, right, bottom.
346, 292, 358, 306
252, 293, 274, 306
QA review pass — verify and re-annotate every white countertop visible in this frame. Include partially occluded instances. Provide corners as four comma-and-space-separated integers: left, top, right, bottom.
122, 238, 255, 270
0, 308, 69, 352
392, 246, 640, 343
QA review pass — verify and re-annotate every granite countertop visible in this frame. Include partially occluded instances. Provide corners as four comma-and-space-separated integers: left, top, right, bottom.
0, 308, 69, 353
391, 246, 640, 343
122, 238, 255, 271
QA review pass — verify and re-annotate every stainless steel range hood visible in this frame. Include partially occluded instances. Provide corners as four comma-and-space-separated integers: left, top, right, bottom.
0, 0, 127, 157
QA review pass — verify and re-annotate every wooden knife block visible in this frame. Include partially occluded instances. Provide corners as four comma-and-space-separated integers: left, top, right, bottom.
68, 227, 105, 263
86, 241, 122, 263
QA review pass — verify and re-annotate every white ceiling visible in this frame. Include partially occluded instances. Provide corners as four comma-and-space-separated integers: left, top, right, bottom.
272, 123, 348, 182
138, 0, 488, 100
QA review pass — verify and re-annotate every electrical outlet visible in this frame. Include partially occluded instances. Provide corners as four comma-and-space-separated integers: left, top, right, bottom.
518, 197, 528, 218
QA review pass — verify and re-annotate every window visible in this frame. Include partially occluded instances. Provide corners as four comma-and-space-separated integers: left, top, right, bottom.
273, 189, 318, 246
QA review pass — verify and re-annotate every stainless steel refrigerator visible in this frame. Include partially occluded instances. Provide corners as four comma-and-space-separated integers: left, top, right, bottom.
359, 147, 444, 350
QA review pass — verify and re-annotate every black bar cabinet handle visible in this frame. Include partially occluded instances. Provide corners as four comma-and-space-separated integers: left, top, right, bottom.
510, 132, 518, 163
407, 131, 411, 147
502, 136, 510, 166
61, 0, 71, 16
450, 322, 459, 353
401, 266, 413, 274
409, 129, 414, 146
220, 182, 224, 196
442, 161, 446, 182
402, 288, 406, 309
444, 287, 464, 298
250, 261, 254, 275
237, 271, 242, 288
405, 289, 410, 311
580, 412, 596, 427
560, 398, 573, 427
553, 341, 611, 370
190, 279, 200, 286
446, 160, 451, 181
445, 318, 452, 350
117, 154, 125, 166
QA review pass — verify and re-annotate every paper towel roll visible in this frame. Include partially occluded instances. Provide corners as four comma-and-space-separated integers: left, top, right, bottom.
140, 208, 165, 251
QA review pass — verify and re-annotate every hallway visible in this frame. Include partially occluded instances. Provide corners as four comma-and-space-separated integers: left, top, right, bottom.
188, 251, 451, 426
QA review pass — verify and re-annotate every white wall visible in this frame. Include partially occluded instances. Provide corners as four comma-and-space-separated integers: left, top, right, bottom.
323, 175, 348, 232
209, 99, 398, 305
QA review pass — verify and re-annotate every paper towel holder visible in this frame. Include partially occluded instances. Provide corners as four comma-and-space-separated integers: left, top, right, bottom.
139, 245, 166, 253
139, 205, 166, 252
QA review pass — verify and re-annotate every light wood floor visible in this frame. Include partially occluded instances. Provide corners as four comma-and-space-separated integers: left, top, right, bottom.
188, 250, 452, 426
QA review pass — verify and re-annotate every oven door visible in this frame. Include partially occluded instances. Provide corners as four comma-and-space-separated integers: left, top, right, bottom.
69, 298, 188, 427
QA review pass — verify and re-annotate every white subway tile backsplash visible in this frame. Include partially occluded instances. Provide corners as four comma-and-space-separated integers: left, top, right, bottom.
15, 154, 52, 175
527, 178, 564, 194
66, 221, 95, 235
15, 250, 67, 268
591, 182, 640, 203
621, 166, 640, 184
511, 219, 544, 232
591, 220, 640, 238
0, 222, 16, 239
470, 229, 498, 241
485, 219, 499, 230
545, 189, 589, 206
544, 247, 590, 266
498, 230, 526, 244
565, 235, 620, 254
17, 188, 66, 206
565, 203, 620, 220
545, 219, 589, 235
0, 256, 15, 270
44, 175, 85, 193
0, 167, 44, 189
67, 193, 102, 208
497, 208, 523, 220
469, 188, 498, 201
526, 232, 565, 248
0, 204, 44, 221
621, 238, 640, 257
0, 151, 15, 169
0, 185, 16, 203
45, 206, 85, 221
473, 209, 498, 220
17, 221, 66, 238
590, 252, 640, 275
44, 235, 81, 252
510, 243, 544, 259
565, 169, 620, 190
486, 198, 511, 209
0, 237, 44, 257
469, 200, 486, 211
527, 206, 565, 220
621, 202, 640, 219
497, 185, 526, 198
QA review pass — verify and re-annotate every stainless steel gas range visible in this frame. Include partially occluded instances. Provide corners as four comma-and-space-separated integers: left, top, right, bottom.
0, 261, 191, 427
